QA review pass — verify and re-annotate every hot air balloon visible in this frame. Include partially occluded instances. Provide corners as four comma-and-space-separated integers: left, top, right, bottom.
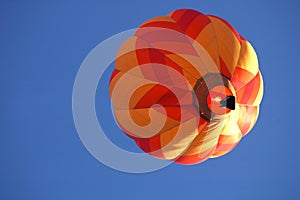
109, 9, 263, 165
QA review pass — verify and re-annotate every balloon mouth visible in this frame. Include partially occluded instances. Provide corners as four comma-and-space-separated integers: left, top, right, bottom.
194, 74, 235, 120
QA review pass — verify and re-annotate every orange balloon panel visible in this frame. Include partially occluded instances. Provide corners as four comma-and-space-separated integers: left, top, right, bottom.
109, 9, 264, 165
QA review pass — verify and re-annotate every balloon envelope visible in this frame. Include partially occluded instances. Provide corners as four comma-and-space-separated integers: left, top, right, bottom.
109, 9, 263, 165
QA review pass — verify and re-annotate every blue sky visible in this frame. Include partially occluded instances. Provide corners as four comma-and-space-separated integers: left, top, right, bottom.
1, 0, 299, 199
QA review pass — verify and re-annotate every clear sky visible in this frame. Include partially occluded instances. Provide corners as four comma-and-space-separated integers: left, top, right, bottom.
1, 0, 299, 199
